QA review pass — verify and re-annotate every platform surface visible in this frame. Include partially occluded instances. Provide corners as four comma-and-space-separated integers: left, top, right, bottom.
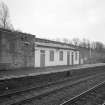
0, 63, 105, 80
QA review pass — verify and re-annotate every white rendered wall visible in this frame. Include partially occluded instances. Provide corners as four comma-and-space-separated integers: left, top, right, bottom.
35, 48, 40, 67
34, 47, 79, 67
58, 50, 67, 66
69, 51, 74, 65
45, 48, 58, 66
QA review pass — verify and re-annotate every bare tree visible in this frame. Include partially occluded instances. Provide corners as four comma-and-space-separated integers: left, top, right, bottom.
95, 41, 104, 51
0, 1, 13, 30
79, 38, 89, 48
84, 39, 90, 48
62, 38, 69, 43
91, 42, 96, 49
72, 38, 80, 46
55, 38, 61, 42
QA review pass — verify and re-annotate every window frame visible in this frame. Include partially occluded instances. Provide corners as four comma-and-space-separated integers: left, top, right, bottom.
50, 50, 54, 61
59, 51, 63, 61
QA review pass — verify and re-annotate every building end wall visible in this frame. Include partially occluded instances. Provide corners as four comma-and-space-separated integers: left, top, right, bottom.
0, 29, 35, 70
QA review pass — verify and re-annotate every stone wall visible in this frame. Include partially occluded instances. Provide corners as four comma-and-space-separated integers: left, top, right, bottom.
0, 29, 35, 70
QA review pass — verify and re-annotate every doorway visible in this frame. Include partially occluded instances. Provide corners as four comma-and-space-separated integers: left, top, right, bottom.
67, 51, 70, 65
40, 50, 45, 67
71, 52, 74, 65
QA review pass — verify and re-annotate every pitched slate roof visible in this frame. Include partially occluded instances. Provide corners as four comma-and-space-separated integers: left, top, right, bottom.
35, 38, 79, 51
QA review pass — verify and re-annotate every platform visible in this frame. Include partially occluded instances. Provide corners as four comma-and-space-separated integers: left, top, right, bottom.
0, 63, 105, 80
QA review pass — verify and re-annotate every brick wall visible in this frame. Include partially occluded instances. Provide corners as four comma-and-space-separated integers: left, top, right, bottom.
0, 29, 35, 70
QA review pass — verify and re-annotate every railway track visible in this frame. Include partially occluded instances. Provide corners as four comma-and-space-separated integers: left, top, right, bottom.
61, 80, 105, 105
1, 72, 105, 105
0, 64, 104, 98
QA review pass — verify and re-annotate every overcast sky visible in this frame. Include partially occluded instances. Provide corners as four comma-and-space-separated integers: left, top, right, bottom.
2, 0, 105, 43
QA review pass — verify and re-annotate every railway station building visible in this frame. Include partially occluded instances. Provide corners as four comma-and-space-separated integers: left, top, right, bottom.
35, 38, 80, 67
0, 28, 80, 70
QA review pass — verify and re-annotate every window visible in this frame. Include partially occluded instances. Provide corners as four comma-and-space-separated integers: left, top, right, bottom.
21, 36, 28, 41
75, 52, 78, 60
50, 50, 54, 61
40, 50, 45, 53
59, 51, 63, 61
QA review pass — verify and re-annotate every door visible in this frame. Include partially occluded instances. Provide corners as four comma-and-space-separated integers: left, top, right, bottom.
71, 52, 74, 65
67, 51, 70, 65
40, 50, 45, 67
